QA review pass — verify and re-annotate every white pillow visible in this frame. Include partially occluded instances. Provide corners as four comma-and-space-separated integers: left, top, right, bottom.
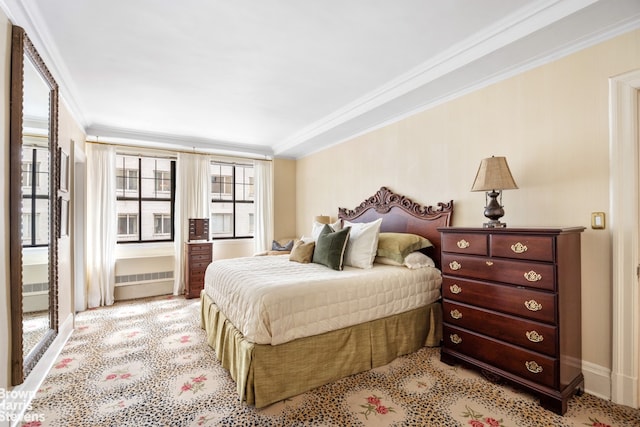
343, 218, 383, 269
311, 219, 342, 240
403, 251, 435, 269
300, 235, 315, 244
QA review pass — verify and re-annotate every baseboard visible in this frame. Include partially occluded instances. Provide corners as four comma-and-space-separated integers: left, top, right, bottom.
583, 359, 611, 401
4, 313, 74, 427
611, 368, 638, 408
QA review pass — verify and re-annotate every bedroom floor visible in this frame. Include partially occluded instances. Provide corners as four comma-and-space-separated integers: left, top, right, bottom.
19, 295, 640, 426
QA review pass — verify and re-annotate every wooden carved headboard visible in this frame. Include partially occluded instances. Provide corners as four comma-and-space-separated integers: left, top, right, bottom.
338, 187, 453, 268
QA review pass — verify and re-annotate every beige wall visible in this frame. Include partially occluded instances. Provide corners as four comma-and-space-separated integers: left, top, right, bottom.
1, 7, 11, 390
296, 29, 640, 377
58, 101, 86, 319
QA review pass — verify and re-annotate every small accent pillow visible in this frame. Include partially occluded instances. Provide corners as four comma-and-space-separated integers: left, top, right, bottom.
289, 240, 315, 263
374, 256, 403, 266
312, 224, 351, 270
376, 232, 433, 264
403, 251, 435, 269
343, 218, 382, 269
311, 219, 342, 240
272, 239, 294, 251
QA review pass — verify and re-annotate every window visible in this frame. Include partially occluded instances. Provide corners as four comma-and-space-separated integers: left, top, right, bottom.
22, 213, 33, 242
210, 162, 254, 239
21, 146, 50, 247
116, 168, 138, 191
211, 213, 232, 235
153, 213, 171, 236
118, 213, 138, 236
155, 170, 171, 193
116, 155, 175, 243
22, 161, 36, 187
211, 175, 232, 196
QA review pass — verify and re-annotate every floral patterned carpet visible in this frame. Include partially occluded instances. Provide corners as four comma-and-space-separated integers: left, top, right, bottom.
20, 295, 640, 426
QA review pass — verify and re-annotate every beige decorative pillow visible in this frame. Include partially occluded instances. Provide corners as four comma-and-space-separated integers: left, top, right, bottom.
374, 256, 403, 266
376, 232, 433, 264
289, 240, 315, 263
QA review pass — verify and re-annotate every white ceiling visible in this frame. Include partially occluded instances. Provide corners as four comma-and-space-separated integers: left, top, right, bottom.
3, 0, 640, 158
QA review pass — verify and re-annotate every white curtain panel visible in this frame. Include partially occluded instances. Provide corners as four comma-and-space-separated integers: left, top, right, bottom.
253, 159, 274, 254
86, 143, 117, 308
173, 153, 211, 295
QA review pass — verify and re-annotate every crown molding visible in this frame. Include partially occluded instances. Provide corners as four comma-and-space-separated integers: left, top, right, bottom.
4, 0, 638, 160
273, 0, 598, 156
292, 16, 640, 158
0, 0, 88, 128
86, 125, 274, 158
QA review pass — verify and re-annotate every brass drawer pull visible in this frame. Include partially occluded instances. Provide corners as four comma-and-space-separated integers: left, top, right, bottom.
450, 309, 462, 319
525, 361, 543, 374
456, 239, 470, 249
524, 299, 543, 311
526, 330, 544, 343
511, 242, 528, 254
450, 334, 462, 344
524, 270, 542, 282
486, 261, 493, 266
450, 284, 462, 294
449, 261, 461, 271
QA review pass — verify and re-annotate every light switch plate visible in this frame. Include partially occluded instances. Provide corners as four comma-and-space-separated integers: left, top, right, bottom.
591, 212, 605, 229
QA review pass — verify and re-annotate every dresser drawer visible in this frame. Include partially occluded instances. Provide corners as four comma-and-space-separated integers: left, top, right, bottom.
189, 253, 212, 262
189, 269, 206, 282
190, 260, 210, 270
442, 276, 556, 324
444, 325, 557, 388
490, 234, 554, 262
441, 233, 487, 255
441, 253, 555, 291
443, 300, 557, 356
189, 266, 208, 276
188, 244, 212, 255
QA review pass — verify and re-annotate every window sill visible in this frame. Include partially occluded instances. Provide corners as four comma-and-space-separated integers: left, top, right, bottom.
115, 241, 174, 259
212, 238, 254, 245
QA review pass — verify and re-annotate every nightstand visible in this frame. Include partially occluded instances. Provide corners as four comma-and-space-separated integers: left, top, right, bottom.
184, 241, 212, 299
437, 227, 584, 415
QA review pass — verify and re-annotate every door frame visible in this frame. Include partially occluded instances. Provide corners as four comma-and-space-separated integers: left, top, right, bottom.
610, 69, 640, 408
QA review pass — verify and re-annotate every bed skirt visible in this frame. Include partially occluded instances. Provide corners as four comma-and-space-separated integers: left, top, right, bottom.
200, 291, 443, 408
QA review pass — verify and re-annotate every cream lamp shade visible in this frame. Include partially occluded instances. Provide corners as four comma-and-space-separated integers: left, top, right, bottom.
314, 215, 331, 224
471, 156, 518, 228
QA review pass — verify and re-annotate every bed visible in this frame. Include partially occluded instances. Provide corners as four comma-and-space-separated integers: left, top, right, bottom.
200, 187, 453, 408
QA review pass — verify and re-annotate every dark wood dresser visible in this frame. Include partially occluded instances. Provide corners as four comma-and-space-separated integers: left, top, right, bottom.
184, 242, 213, 299
437, 227, 585, 415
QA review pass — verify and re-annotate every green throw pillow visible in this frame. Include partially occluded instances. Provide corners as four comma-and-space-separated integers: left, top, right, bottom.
376, 232, 433, 264
312, 224, 351, 270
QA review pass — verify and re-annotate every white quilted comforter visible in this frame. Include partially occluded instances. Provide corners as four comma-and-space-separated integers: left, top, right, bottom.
203, 255, 442, 345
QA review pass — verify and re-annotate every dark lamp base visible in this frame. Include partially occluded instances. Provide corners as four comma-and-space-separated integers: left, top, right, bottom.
482, 190, 507, 228
483, 221, 507, 228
